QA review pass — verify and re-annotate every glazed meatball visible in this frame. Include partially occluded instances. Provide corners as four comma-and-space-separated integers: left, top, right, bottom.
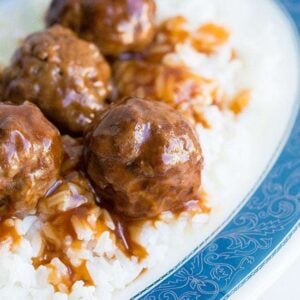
84, 97, 203, 219
1, 25, 111, 134
46, 0, 156, 56
0, 102, 62, 213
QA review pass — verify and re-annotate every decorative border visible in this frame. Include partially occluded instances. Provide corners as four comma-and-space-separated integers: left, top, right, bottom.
135, 1, 300, 299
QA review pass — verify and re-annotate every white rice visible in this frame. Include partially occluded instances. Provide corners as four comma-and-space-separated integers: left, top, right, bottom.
0, 0, 298, 300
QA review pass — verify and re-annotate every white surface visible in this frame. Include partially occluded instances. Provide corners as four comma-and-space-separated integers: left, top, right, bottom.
260, 254, 300, 300
231, 228, 300, 300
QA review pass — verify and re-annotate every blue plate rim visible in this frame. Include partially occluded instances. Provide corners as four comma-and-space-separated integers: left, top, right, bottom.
135, 1, 300, 299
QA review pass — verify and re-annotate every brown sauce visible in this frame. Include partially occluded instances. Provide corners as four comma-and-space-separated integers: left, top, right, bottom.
0, 218, 21, 249
112, 190, 210, 262
192, 111, 211, 129
144, 17, 230, 63
33, 247, 93, 293
192, 23, 230, 54
34, 202, 150, 291
113, 215, 148, 261
0, 203, 22, 249
34, 203, 101, 292
230, 89, 251, 114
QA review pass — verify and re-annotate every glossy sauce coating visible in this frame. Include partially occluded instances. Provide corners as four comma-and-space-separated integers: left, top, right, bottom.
1, 25, 111, 134
84, 97, 203, 219
46, 0, 156, 56
36, 171, 102, 292
0, 102, 62, 214
61, 135, 84, 175
113, 59, 219, 126
144, 17, 231, 61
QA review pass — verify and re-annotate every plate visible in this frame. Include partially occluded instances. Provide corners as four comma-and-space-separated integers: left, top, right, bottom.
0, 1, 299, 299
135, 1, 300, 299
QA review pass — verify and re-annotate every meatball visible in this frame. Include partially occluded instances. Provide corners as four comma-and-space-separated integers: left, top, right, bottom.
84, 97, 203, 219
46, 0, 156, 56
1, 25, 111, 134
0, 102, 62, 213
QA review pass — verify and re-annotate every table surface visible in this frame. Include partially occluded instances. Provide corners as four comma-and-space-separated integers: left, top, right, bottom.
260, 256, 300, 300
